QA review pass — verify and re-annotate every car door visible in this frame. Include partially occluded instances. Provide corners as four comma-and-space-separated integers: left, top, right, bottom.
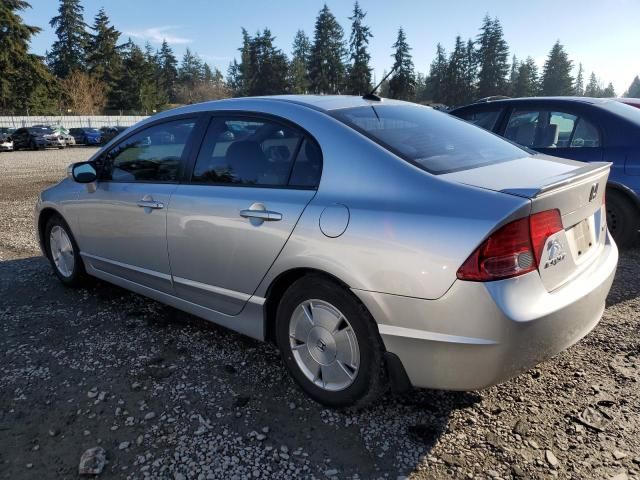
13, 128, 27, 148
74, 116, 200, 294
167, 114, 322, 315
502, 106, 604, 163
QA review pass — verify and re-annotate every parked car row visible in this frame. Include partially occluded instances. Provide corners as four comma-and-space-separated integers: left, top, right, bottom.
450, 96, 640, 248
0, 124, 131, 151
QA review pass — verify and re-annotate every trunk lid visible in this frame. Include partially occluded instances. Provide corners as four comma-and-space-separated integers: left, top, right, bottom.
442, 155, 610, 291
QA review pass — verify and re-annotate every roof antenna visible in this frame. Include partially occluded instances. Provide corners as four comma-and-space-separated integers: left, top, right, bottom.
362, 66, 397, 101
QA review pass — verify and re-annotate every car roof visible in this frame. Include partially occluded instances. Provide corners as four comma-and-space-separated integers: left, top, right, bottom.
153, 95, 413, 118
454, 96, 617, 111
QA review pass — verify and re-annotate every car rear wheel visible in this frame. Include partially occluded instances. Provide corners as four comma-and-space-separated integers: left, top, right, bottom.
45, 216, 88, 287
606, 189, 639, 249
276, 274, 387, 407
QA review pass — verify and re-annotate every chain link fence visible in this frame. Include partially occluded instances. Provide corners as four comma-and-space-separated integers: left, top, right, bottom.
0, 115, 149, 129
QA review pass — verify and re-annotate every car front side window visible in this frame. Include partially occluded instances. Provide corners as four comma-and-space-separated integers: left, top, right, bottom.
100, 119, 196, 183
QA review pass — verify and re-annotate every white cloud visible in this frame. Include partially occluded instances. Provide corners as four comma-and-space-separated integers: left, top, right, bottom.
125, 26, 191, 45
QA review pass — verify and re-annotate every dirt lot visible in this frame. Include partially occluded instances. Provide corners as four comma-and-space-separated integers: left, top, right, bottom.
0, 148, 638, 479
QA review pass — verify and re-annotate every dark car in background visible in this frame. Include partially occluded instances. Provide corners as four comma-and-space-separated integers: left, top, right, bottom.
99, 126, 128, 144
450, 97, 640, 247
69, 127, 102, 145
0, 127, 14, 151
12, 126, 66, 150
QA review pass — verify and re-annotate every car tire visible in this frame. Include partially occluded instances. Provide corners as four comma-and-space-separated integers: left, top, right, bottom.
44, 215, 88, 287
30, 139, 37, 151
606, 189, 639, 249
275, 274, 388, 408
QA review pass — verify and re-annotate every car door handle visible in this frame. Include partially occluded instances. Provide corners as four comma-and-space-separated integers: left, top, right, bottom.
137, 200, 164, 209
240, 209, 282, 221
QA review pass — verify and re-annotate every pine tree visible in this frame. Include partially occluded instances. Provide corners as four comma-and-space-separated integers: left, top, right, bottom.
444, 36, 468, 107
157, 40, 178, 102
48, 0, 88, 78
426, 43, 447, 103
86, 7, 122, 110
574, 63, 584, 96
309, 4, 347, 94
388, 28, 415, 100
541, 41, 573, 96
178, 48, 204, 97
584, 72, 602, 97
624, 76, 640, 97
463, 39, 477, 102
226, 59, 242, 95
237, 28, 255, 96
476, 16, 510, 98
346, 1, 372, 95
289, 30, 311, 94
249, 29, 289, 95
508, 54, 519, 96
513, 57, 539, 97
602, 82, 616, 98
0, 0, 57, 113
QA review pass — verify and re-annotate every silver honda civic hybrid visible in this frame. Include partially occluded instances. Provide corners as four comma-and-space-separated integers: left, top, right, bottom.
35, 95, 618, 407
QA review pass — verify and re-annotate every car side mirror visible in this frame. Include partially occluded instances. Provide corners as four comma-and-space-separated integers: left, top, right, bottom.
71, 161, 97, 183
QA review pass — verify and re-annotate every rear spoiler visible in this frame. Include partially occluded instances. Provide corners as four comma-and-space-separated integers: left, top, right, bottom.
500, 162, 611, 199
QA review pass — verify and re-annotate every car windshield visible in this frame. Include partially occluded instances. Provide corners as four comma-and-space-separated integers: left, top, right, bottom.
331, 104, 528, 174
85, 128, 101, 133
28, 127, 54, 135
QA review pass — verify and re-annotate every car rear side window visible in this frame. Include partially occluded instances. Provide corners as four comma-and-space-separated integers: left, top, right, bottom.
100, 119, 196, 183
192, 116, 316, 187
456, 109, 502, 131
505, 109, 600, 149
332, 105, 527, 174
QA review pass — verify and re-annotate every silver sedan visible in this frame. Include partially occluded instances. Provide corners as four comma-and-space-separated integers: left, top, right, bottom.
35, 96, 618, 407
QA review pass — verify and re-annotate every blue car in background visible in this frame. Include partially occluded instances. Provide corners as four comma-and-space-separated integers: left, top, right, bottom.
69, 127, 102, 145
450, 97, 640, 247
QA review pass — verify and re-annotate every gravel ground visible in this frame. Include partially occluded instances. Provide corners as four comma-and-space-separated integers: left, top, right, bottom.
0, 148, 638, 479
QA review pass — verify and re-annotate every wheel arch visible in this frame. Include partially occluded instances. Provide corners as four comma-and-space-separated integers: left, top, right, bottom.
37, 207, 65, 257
606, 181, 640, 213
262, 267, 353, 344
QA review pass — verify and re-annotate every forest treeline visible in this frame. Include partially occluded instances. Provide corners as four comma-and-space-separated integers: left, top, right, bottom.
2, 0, 639, 115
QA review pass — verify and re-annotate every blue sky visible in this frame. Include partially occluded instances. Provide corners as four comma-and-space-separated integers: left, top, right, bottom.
24, 0, 640, 94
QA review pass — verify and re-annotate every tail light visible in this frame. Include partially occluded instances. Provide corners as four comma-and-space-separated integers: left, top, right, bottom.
457, 209, 562, 281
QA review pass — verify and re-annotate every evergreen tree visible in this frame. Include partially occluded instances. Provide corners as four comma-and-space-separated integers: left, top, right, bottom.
624, 76, 640, 97
249, 29, 289, 95
86, 8, 121, 83
0, 0, 57, 113
426, 43, 447, 103
602, 82, 616, 98
309, 4, 347, 94
157, 40, 178, 102
179, 48, 204, 91
463, 39, 477, 102
48, 0, 88, 78
226, 59, 242, 95
346, 1, 372, 95
388, 28, 415, 100
508, 54, 519, 96
444, 36, 469, 107
584, 72, 602, 97
476, 16, 510, 98
541, 41, 573, 96
237, 28, 255, 96
574, 63, 584, 96
513, 57, 539, 97
289, 30, 311, 93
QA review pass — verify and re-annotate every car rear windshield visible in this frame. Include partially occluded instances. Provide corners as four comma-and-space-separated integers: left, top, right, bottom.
28, 127, 54, 134
331, 104, 528, 174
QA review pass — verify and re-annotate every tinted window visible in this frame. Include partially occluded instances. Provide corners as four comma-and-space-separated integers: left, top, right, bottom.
456, 109, 501, 131
192, 117, 304, 186
505, 109, 600, 149
101, 119, 196, 182
332, 105, 527, 174
571, 118, 600, 147
289, 139, 322, 188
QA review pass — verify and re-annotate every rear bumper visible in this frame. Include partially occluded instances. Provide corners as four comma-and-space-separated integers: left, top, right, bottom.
353, 235, 618, 390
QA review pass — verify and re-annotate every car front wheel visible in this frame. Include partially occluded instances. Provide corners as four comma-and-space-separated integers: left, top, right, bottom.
45, 215, 88, 287
276, 274, 387, 407
606, 189, 639, 249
